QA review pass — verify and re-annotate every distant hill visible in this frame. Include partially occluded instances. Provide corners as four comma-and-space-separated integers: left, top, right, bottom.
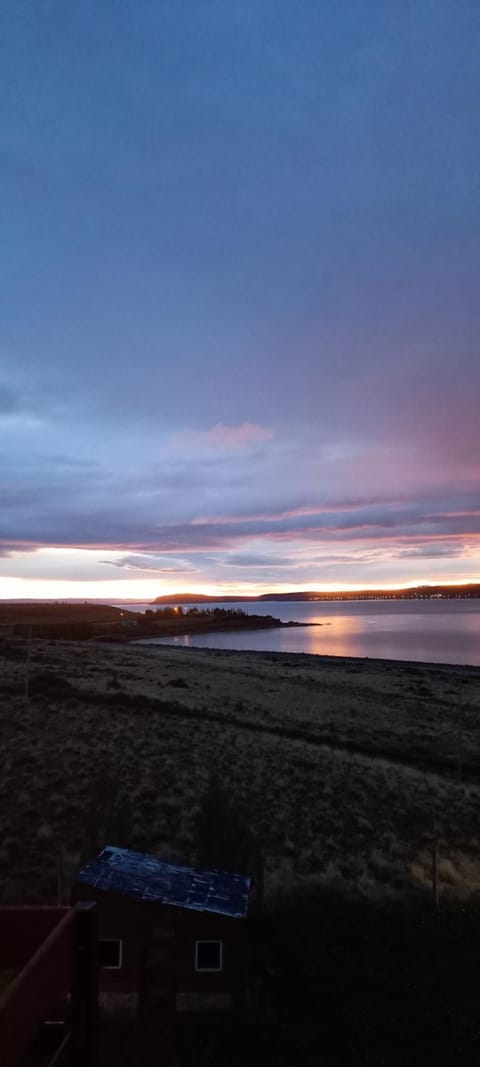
153, 583, 480, 605
152, 593, 257, 604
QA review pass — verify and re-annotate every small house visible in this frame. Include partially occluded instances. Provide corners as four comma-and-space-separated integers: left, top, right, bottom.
72, 846, 251, 1015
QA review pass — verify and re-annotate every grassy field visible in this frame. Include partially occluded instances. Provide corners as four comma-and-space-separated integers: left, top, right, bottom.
1, 633, 479, 905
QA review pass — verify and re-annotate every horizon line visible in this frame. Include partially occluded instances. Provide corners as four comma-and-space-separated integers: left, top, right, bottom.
1, 577, 480, 604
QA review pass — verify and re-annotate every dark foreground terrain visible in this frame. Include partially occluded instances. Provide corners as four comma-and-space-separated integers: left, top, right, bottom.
95, 889, 480, 1067
1, 628, 479, 1063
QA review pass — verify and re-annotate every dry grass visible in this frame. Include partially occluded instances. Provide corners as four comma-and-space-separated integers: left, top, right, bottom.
1, 637, 479, 903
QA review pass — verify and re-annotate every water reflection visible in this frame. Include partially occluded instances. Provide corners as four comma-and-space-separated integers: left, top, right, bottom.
136, 600, 480, 666
303, 612, 364, 657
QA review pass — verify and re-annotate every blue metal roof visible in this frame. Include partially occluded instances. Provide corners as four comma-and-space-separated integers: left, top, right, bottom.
76, 846, 250, 919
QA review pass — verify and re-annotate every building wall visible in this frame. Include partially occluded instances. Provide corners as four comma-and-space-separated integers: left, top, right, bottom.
71, 884, 145, 1016
72, 883, 248, 1013
174, 907, 247, 1012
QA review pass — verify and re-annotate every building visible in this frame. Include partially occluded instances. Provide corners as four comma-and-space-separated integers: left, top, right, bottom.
72, 845, 251, 1016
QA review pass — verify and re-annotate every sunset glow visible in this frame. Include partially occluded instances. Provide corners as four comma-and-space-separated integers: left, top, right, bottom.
1, 4, 478, 600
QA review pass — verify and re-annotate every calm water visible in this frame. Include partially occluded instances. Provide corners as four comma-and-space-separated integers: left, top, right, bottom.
131, 599, 480, 667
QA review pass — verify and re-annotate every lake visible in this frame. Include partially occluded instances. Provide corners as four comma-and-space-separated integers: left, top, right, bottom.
131, 599, 480, 667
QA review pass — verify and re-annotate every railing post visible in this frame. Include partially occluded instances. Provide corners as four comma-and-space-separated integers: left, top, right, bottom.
71, 902, 98, 1067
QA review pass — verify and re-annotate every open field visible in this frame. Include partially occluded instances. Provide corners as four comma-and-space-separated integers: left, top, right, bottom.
1, 636, 479, 904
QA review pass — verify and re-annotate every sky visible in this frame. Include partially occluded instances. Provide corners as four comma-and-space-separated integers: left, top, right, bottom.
1, 1, 479, 600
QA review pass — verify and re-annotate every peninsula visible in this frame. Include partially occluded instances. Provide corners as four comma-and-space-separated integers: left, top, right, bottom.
0, 602, 310, 643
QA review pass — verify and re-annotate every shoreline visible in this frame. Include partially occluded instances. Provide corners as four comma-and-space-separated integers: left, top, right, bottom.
132, 640, 480, 675
100, 618, 318, 643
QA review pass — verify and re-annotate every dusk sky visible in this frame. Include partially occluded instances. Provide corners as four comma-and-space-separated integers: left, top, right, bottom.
1, 1, 479, 599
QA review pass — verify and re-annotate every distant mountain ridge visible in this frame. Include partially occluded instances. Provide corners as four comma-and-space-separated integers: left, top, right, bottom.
153, 583, 480, 605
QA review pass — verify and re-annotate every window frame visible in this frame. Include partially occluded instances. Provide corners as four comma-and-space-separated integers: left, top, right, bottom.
99, 938, 123, 969
194, 939, 223, 973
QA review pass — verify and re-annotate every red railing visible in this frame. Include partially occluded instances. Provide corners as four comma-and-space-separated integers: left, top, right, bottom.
0, 906, 72, 969
0, 904, 97, 1067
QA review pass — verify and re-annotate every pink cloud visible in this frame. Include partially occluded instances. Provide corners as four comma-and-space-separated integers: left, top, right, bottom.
174, 422, 273, 451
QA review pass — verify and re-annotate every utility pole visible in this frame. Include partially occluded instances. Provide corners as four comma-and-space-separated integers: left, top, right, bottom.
24, 623, 32, 704
431, 810, 439, 920
456, 685, 463, 783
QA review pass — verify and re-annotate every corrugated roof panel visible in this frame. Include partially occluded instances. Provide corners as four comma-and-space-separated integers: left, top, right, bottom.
76, 846, 250, 918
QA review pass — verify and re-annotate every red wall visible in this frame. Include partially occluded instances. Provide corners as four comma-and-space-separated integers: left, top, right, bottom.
0, 906, 71, 968
0, 908, 76, 1067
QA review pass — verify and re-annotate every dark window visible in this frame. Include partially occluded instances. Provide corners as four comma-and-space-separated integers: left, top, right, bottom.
99, 939, 122, 968
195, 940, 223, 972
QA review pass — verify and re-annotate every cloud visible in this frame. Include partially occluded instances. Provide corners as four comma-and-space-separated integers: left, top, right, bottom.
222, 553, 294, 568
174, 422, 273, 451
1, 386, 479, 591
0, 384, 20, 415
102, 553, 198, 574
391, 542, 470, 560
4, 494, 480, 559
0, 542, 42, 558
43, 453, 100, 470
